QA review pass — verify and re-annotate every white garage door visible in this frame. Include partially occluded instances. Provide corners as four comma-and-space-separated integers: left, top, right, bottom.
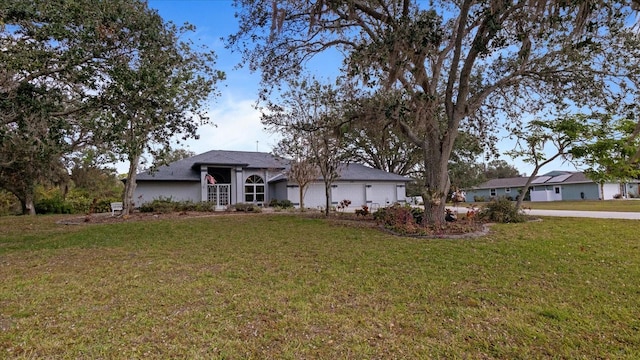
331, 183, 366, 209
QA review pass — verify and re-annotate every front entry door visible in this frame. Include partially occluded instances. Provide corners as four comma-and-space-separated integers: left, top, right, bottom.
208, 184, 230, 209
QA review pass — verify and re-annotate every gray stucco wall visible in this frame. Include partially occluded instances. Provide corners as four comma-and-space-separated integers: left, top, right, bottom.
275, 181, 407, 210
270, 182, 289, 203
133, 181, 200, 207
559, 183, 600, 200
465, 188, 518, 202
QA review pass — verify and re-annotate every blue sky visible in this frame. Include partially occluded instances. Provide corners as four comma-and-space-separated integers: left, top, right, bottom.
139, 0, 579, 177
146, 0, 278, 156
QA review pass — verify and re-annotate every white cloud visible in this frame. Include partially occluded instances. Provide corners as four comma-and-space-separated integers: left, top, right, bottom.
193, 95, 281, 153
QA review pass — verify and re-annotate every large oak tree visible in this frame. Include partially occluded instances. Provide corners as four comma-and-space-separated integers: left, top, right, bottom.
1, 0, 223, 215
1, 0, 150, 214
229, 0, 638, 224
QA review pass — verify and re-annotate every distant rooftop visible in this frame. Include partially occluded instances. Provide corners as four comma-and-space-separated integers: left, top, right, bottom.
470, 171, 592, 190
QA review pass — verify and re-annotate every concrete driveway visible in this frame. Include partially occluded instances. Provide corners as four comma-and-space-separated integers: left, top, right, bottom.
523, 209, 640, 220
446, 206, 640, 220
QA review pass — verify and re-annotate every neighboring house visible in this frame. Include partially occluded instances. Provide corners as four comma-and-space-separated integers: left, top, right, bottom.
465, 171, 640, 202
133, 150, 411, 210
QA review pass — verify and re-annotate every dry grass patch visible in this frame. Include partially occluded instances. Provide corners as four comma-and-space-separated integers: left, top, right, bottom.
0, 214, 639, 358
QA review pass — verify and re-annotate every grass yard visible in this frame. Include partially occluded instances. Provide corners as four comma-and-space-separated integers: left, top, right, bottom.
1, 214, 639, 359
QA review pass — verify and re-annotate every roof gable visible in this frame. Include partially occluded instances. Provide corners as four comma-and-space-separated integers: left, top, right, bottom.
136, 150, 411, 183
136, 150, 288, 181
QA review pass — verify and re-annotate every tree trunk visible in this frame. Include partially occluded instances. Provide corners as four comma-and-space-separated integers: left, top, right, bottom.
21, 193, 36, 215
123, 154, 141, 215
324, 181, 331, 216
516, 169, 542, 210
599, 182, 604, 200
298, 185, 305, 212
420, 140, 451, 225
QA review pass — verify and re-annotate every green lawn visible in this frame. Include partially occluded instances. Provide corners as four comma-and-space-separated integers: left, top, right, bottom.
1, 214, 639, 358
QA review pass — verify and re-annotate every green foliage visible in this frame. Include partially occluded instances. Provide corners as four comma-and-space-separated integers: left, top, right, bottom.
479, 197, 527, 223
35, 195, 72, 215
0, 190, 20, 216
473, 195, 486, 202
0, 0, 223, 215
138, 197, 216, 213
231, 203, 262, 213
572, 116, 640, 184
0, 0, 160, 214
32, 186, 120, 215
268, 199, 293, 208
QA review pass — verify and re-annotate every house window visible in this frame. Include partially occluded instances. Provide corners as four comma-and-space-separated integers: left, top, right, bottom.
555, 186, 560, 194
244, 175, 265, 203
505, 187, 511, 193
490, 189, 496, 196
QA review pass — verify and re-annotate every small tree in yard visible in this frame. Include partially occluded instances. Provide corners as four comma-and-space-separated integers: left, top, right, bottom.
507, 115, 588, 210
263, 78, 349, 216
273, 135, 319, 212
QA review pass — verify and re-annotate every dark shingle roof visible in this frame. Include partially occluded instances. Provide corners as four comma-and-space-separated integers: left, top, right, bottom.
470, 171, 593, 190
334, 163, 411, 182
136, 150, 410, 183
476, 177, 531, 189
136, 150, 288, 181
269, 163, 411, 183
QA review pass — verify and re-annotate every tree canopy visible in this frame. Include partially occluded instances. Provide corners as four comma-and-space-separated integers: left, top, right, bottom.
229, 0, 639, 223
1, 0, 223, 214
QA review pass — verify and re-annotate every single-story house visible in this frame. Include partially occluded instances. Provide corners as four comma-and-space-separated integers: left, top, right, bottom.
132, 150, 411, 210
464, 171, 640, 202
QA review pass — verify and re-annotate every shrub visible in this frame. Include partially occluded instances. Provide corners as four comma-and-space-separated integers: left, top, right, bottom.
35, 195, 73, 214
33, 186, 73, 214
473, 195, 485, 202
355, 205, 370, 216
0, 190, 20, 215
139, 198, 217, 213
232, 203, 262, 212
269, 199, 293, 208
183, 201, 216, 212
373, 204, 419, 234
139, 197, 177, 213
337, 199, 351, 211
478, 197, 527, 223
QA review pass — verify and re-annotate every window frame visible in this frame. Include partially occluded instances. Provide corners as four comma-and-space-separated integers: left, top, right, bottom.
244, 175, 265, 203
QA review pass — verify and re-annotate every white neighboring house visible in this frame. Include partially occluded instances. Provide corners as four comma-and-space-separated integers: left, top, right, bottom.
132, 150, 411, 210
